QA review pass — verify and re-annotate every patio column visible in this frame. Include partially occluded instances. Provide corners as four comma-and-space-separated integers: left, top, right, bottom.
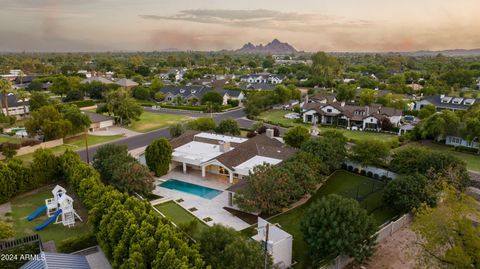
201, 166, 206, 178
229, 171, 233, 184
182, 162, 187, 174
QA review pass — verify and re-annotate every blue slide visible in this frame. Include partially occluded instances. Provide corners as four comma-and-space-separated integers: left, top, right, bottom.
35, 209, 62, 231
27, 205, 47, 221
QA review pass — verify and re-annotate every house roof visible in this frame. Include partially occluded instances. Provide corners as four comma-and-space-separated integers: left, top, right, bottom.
160, 86, 242, 99
420, 95, 479, 110
80, 76, 113, 84
0, 92, 26, 108
83, 111, 114, 123
239, 83, 276, 90
20, 251, 91, 269
215, 134, 297, 169
303, 101, 402, 121
115, 78, 139, 88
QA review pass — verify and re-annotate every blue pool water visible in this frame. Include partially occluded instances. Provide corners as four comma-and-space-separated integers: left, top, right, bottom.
159, 179, 223, 199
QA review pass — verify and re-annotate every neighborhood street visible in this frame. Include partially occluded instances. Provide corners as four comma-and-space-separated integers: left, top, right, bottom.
76, 108, 287, 162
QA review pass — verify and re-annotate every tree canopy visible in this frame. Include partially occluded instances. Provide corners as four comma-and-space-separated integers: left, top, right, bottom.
284, 126, 310, 148
145, 138, 172, 177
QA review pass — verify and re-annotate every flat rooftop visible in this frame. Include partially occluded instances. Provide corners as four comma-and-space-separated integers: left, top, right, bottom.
194, 132, 248, 144
173, 141, 233, 164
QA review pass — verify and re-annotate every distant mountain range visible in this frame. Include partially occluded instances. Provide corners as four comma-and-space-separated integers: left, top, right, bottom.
234, 39, 297, 54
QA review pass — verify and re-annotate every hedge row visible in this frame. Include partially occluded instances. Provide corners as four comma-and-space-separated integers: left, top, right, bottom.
160, 104, 205, 111
57, 233, 97, 253
65, 100, 96, 108
58, 150, 205, 268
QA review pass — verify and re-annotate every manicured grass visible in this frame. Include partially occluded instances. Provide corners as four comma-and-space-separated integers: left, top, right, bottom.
14, 134, 123, 164
259, 110, 398, 143
396, 141, 480, 172
246, 170, 397, 268
10, 185, 90, 245
154, 201, 208, 239
0, 135, 21, 144
127, 112, 190, 133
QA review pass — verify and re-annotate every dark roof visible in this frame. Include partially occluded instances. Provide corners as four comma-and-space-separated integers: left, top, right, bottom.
0, 93, 25, 107
14, 76, 35, 84
310, 93, 337, 103
170, 130, 201, 148
226, 179, 249, 193
216, 134, 297, 169
239, 83, 276, 90
20, 251, 91, 269
160, 86, 241, 98
420, 96, 479, 110
83, 111, 114, 123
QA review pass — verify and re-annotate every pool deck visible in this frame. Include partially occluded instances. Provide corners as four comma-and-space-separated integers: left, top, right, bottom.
153, 169, 250, 231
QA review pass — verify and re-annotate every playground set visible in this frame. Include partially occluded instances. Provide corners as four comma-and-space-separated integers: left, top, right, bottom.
26, 185, 83, 231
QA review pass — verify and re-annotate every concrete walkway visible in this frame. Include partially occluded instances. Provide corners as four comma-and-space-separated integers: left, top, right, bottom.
153, 170, 250, 231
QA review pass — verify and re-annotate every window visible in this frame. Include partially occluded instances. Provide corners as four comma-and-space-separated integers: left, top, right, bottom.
219, 166, 229, 175
327, 108, 332, 113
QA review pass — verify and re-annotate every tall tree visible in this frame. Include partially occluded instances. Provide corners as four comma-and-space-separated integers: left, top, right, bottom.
350, 140, 390, 167
301, 194, 377, 265
105, 89, 143, 125
0, 78, 12, 116
413, 187, 480, 268
284, 126, 310, 148
60, 104, 91, 135
215, 118, 240, 136
25, 105, 72, 140
145, 138, 172, 177
16, 90, 30, 117
301, 131, 347, 172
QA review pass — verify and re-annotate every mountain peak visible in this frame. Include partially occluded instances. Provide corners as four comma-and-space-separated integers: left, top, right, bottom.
235, 39, 297, 54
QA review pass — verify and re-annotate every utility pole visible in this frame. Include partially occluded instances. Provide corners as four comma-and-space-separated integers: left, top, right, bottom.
84, 127, 90, 163
264, 223, 269, 269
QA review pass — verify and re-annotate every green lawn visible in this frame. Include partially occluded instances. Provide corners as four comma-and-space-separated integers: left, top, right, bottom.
9, 185, 90, 245
154, 201, 208, 239
0, 135, 21, 144
259, 110, 398, 143
396, 141, 480, 172
14, 134, 123, 164
127, 112, 191, 133
245, 170, 397, 268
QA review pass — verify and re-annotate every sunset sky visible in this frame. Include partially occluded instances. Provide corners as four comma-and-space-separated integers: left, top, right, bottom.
1, 0, 479, 52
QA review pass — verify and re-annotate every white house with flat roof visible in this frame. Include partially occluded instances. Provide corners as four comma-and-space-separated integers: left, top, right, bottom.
169, 131, 297, 185
252, 217, 293, 268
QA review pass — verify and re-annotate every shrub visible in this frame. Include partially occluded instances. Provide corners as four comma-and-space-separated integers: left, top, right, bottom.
341, 163, 347, 169
65, 100, 95, 108
145, 138, 172, 177
360, 170, 366, 176
31, 148, 60, 185
246, 131, 257, 138
57, 233, 97, 253
227, 99, 239, 107
20, 140, 41, 147
353, 168, 359, 173
373, 174, 380, 179
348, 165, 354, 171
366, 171, 373, 177
381, 175, 388, 181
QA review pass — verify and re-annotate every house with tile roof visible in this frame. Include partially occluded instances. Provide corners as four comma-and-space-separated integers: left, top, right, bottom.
80, 76, 113, 85
240, 74, 285, 84
160, 86, 244, 105
301, 94, 403, 131
414, 95, 479, 111
169, 130, 297, 184
115, 78, 138, 89
0, 92, 29, 116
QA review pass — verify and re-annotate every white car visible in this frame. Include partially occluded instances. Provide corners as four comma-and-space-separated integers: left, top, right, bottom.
284, 113, 300, 119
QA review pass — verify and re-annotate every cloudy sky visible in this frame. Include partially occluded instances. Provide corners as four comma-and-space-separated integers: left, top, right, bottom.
1, 0, 479, 52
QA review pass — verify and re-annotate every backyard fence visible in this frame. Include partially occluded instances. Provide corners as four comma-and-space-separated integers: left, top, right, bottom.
319, 213, 413, 269
344, 160, 398, 179
0, 234, 42, 252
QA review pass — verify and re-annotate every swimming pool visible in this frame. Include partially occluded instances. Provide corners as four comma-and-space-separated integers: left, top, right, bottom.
159, 179, 223, 199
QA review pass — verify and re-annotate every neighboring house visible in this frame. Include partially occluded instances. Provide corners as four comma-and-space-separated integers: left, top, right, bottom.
169, 130, 296, 184
160, 86, 244, 105
77, 70, 92, 78
414, 95, 479, 111
301, 94, 403, 130
445, 136, 479, 150
160, 69, 186, 82
14, 75, 34, 85
239, 83, 277, 91
115, 78, 138, 89
0, 92, 29, 116
240, 74, 285, 84
83, 111, 115, 132
0, 69, 23, 78
407, 83, 423, 91
80, 76, 113, 85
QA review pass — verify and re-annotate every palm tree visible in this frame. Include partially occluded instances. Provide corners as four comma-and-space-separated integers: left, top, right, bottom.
0, 78, 13, 116
16, 90, 30, 117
